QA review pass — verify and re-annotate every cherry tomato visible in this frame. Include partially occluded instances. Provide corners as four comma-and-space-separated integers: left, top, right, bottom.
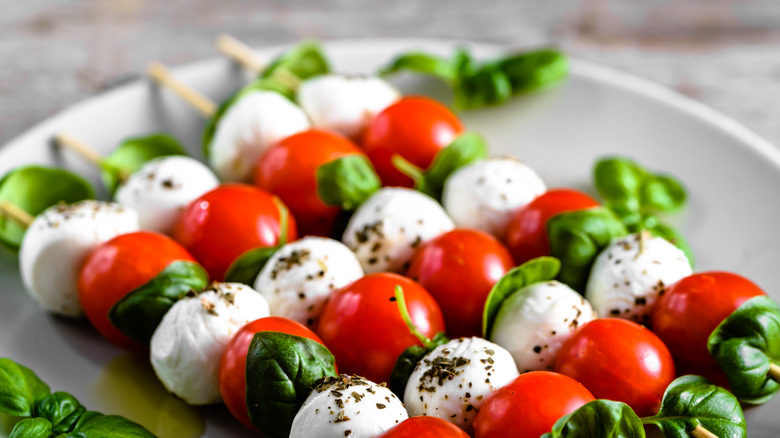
406, 228, 514, 338
555, 318, 675, 417
362, 96, 464, 187
219, 317, 326, 430
172, 184, 297, 281
254, 129, 364, 237
316, 273, 445, 383
505, 189, 599, 264
377, 416, 470, 438
77, 231, 195, 351
651, 271, 766, 369
473, 371, 595, 438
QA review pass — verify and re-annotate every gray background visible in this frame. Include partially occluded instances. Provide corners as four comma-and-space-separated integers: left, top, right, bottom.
1, 0, 779, 147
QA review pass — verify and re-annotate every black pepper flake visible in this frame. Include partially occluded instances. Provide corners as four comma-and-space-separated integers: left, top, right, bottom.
376, 403, 386, 409
635, 297, 647, 306
389, 296, 397, 302
533, 345, 542, 354
610, 309, 621, 316
345, 431, 352, 437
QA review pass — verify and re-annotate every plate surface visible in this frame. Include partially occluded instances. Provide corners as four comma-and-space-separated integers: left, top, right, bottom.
1, 39, 779, 437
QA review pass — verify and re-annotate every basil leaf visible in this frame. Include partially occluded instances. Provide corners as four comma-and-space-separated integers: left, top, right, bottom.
316, 155, 381, 211
109, 260, 209, 345
379, 52, 456, 80
67, 410, 155, 437
454, 64, 512, 110
389, 332, 450, 400
246, 332, 338, 438
0, 358, 51, 417
261, 40, 330, 91
482, 257, 561, 338
547, 207, 628, 293
641, 375, 746, 438
101, 133, 187, 194
9, 418, 52, 438
593, 158, 644, 216
541, 400, 645, 438
497, 49, 569, 94
0, 166, 94, 251
708, 296, 780, 404
33, 391, 86, 435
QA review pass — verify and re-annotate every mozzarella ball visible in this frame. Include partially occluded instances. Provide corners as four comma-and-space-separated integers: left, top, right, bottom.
209, 90, 310, 182
298, 74, 400, 139
254, 237, 363, 328
442, 157, 546, 239
586, 232, 692, 325
114, 156, 219, 235
290, 374, 407, 438
150, 282, 270, 405
404, 337, 519, 433
19, 201, 140, 317
342, 188, 454, 274
490, 281, 597, 373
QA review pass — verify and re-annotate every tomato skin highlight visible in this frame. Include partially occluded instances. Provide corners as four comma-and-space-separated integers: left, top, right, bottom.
554, 318, 676, 417
254, 129, 364, 237
651, 271, 766, 369
362, 96, 464, 187
218, 317, 327, 430
315, 273, 445, 383
77, 231, 195, 351
504, 189, 599, 264
172, 184, 297, 281
406, 228, 514, 338
376, 416, 470, 438
473, 371, 595, 438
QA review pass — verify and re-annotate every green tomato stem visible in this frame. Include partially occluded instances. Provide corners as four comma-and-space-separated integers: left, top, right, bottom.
690, 424, 718, 438
272, 196, 290, 245
394, 285, 434, 349
0, 200, 33, 228
769, 362, 780, 383
391, 154, 426, 187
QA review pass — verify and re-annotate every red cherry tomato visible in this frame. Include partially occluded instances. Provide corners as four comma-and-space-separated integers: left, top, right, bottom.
362, 96, 464, 187
555, 318, 675, 417
377, 416, 470, 438
407, 229, 514, 338
172, 184, 297, 281
473, 371, 595, 438
505, 189, 599, 264
77, 231, 195, 351
651, 272, 766, 369
316, 273, 445, 383
254, 129, 364, 237
219, 317, 326, 430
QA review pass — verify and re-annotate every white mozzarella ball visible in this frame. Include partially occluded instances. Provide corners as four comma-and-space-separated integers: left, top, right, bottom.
585, 232, 692, 324
298, 74, 400, 139
19, 201, 140, 317
442, 157, 546, 239
342, 188, 454, 274
209, 90, 310, 182
290, 375, 408, 438
150, 282, 270, 405
490, 281, 597, 373
114, 156, 219, 235
254, 237, 363, 328
404, 337, 519, 433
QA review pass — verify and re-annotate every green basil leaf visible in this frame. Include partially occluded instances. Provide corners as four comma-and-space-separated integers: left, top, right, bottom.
246, 332, 338, 438
482, 256, 561, 338
646, 221, 695, 267
497, 49, 569, 94
9, 418, 52, 438
33, 391, 85, 435
0, 166, 94, 251
594, 157, 686, 216
316, 155, 381, 211
641, 175, 686, 212
261, 40, 330, 84
641, 375, 746, 438
109, 260, 209, 345
454, 65, 512, 110
389, 332, 450, 400
541, 399, 644, 438
101, 133, 187, 194
547, 207, 628, 293
708, 296, 780, 404
0, 358, 51, 417
66, 410, 155, 437
379, 52, 456, 81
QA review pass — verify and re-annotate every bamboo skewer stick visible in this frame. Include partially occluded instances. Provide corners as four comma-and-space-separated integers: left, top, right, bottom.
147, 61, 217, 118
0, 200, 34, 228
769, 362, 780, 383
55, 133, 104, 168
690, 425, 717, 438
214, 34, 301, 90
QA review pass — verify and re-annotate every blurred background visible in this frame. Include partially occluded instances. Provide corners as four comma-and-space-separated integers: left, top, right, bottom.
2, 0, 779, 146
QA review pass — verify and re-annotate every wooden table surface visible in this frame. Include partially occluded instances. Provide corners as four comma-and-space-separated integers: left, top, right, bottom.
1, 0, 779, 148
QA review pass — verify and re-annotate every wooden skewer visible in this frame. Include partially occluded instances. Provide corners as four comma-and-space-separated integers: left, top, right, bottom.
214, 34, 301, 91
0, 200, 34, 228
55, 133, 104, 168
690, 425, 717, 438
769, 362, 780, 382
147, 61, 217, 118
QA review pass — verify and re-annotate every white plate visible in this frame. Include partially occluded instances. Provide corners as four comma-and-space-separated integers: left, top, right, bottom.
1, 39, 778, 437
